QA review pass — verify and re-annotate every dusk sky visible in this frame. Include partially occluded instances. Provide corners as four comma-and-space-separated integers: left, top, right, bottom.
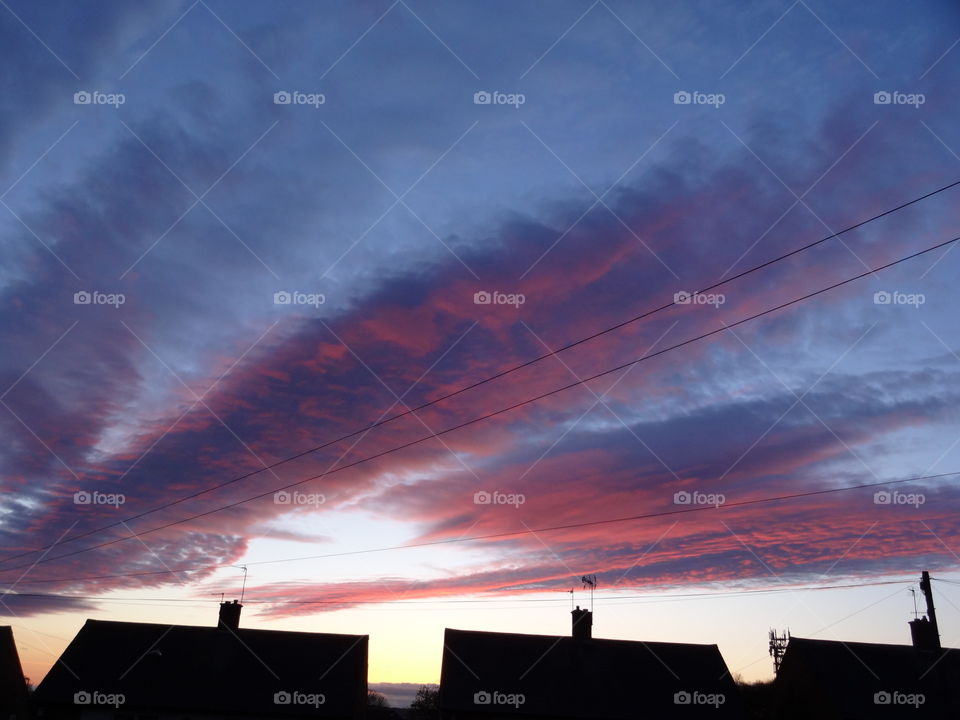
2, 0, 960, 699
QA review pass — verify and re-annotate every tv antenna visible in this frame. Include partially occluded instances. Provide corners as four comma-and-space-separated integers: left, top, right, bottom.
581, 575, 597, 612
230, 565, 248, 603
909, 586, 919, 619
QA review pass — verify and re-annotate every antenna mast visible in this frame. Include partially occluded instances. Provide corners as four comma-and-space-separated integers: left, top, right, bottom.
768, 628, 790, 674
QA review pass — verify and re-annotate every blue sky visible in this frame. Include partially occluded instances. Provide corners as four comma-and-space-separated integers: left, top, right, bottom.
2, 0, 960, 692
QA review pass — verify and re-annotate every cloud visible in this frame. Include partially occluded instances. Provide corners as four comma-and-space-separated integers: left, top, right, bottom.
1, 3, 959, 621
369, 682, 432, 708
0, 1, 180, 168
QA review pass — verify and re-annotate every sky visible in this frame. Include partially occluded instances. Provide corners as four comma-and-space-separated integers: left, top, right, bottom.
2, 0, 960, 701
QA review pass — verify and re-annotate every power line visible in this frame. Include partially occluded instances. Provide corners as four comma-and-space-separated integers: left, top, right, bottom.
6, 469, 958, 585
1, 234, 958, 576
3, 179, 958, 568
0, 578, 916, 605
1, 233, 958, 578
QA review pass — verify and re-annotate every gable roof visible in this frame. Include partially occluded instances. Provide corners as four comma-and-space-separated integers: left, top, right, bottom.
440, 628, 742, 719
776, 637, 960, 719
33, 619, 367, 717
0, 626, 29, 714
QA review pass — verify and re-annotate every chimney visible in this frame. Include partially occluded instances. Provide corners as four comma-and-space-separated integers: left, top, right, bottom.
571, 605, 592, 641
219, 599, 242, 631
909, 571, 940, 651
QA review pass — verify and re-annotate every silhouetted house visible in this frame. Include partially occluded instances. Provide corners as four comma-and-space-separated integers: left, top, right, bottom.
32, 601, 368, 720
772, 637, 960, 719
440, 607, 743, 719
773, 572, 960, 718
1, 626, 29, 720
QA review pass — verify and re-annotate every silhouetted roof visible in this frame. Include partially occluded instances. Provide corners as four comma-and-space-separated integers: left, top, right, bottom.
440, 628, 742, 719
775, 637, 960, 719
33, 619, 367, 718
0, 626, 29, 716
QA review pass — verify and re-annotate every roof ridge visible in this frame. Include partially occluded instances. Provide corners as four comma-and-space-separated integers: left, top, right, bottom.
443, 627, 720, 649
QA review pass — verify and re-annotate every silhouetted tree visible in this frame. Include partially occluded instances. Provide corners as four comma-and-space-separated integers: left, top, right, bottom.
737, 677, 775, 720
368, 690, 392, 720
409, 684, 439, 720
